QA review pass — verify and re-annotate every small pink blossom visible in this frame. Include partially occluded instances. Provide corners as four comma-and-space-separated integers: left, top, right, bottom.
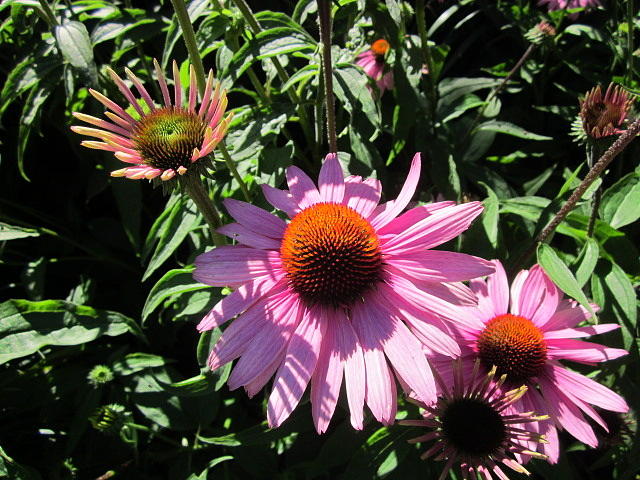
355, 39, 394, 94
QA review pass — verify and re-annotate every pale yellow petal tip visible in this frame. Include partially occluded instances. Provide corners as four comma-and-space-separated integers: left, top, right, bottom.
111, 169, 128, 177
161, 169, 176, 181
177, 166, 188, 175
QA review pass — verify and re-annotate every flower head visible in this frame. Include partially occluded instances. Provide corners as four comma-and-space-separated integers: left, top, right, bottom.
355, 39, 394, 94
72, 60, 232, 184
87, 364, 114, 387
194, 153, 493, 432
538, 0, 600, 12
525, 21, 557, 44
401, 359, 548, 480
580, 83, 635, 139
441, 260, 628, 462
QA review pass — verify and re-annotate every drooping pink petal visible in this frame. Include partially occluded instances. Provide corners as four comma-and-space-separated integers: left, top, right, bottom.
544, 323, 619, 339
261, 184, 301, 218
245, 350, 285, 398
311, 309, 344, 433
224, 198, 287, 239
370, 153, 421, 229
194, 246, 282, 287
546, 338, 628, 363
385, 250, 494, 283
196, 275, 286, 331
381, 202, 484, 255
286, 166, 321, 209
337, 316, 366, 430
538, 374, 598, 447
318, 153, 345, 203
217, 223, 282, 250
267, 307, 327, 428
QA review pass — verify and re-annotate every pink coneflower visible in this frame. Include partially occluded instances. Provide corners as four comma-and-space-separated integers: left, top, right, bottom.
194, 153, 494, 432
439, 260, 628, 462
71, 60, 232, 183
355, 39, 394, 94
580, 83, 635, 139
538, 0, 600, 11
401, 360, 548, 480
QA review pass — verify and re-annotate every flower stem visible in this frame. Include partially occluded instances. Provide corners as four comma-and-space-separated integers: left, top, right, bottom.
513, 117, 640, 270
219, 142, 252, 202
317, 0, 337, 153
627, 0, 634, 82
416, 0, 437, 129
184, 177, 226, 246
230, 0, 315, 149
169, 0, 207, 95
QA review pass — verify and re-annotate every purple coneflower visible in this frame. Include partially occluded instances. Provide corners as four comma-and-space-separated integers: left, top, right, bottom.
72, 60, 232, 183
401, 359, 548, 480
194, 153, 494, 432
355, 39, 394, 94
436, 260, 628, 462
538, 0, 600, 11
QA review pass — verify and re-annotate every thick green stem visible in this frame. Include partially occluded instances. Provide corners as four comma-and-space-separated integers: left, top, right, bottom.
513, 117, 640, 270
169, 0, 207, 95
317, 0, 337, 153
219, 142, 252, 202
184, 178, 226, 246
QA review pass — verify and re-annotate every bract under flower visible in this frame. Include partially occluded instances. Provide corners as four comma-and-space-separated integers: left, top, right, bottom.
194, 153, 493, 432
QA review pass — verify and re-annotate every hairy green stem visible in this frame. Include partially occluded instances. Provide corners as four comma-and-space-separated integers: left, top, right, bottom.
514, 117, 640, 270
184, 178, 226, 246
169, 0, 207, 95
219, 142, 251, 202
317, 0, 337, 153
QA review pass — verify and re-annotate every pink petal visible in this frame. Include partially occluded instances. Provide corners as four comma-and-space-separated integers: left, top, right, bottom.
337, 316, 366, 429
544, 323, 620, 339
377, 201, 457, 235
344, 178, 381, 219
515, 265, 560, 326
385, 250, 494, 282
286, 166, 320, 209
486, 260, 510, 316
546, 364, 628, 412
318, 153, 345, 203
546, 338, 628, 363
541, 302, 597, 330
538, 374, 598, 447
267, 307, 326, 428
194, 246, 282, 287
311, 309, 344, 433
370, 153, 421, 230
217, 223, 281, 250
245, 351, 285, 398
261, 184, 301, 218
380, 202, 484, 255
196, 275, 286, 331
525, 387, 560, 464
224, 198, 287, 239
508, 269, 529, 317
227, 296, 303, 389
351, 302, 397, 425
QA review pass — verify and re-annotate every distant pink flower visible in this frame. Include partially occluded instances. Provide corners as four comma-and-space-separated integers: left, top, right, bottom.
356, 39, 394, 93
437, 260, 628, 463
72, 60, 231, 182
194, 153, 493, 432
401, 359, 548, 480
538, 0, 600, 11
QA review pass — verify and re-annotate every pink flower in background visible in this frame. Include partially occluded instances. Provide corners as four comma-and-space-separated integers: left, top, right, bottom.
401, 359, 548, 480
538, 0, 600, 11
72, 60, 232, 182
356, 39, 394, 94
194, 153, 493, 432
437, 260, 628, 462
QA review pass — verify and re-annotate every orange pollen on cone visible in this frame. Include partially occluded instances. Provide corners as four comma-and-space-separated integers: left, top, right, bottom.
371, 39, 390, 57
477, 313, 547, 383
280, 203, 383, 307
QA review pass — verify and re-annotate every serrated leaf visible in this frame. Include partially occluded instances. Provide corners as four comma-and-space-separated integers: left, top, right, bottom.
537, 244, 594, 315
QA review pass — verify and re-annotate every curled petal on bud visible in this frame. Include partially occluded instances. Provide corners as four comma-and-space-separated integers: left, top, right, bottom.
580, 83, 635, 139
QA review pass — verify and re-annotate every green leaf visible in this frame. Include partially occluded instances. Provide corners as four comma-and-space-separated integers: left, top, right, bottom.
111, 352, 167, 376
600, 171, 640, 228
54, 20, 97, 84
574, 238, 600, 288
537, 244, 594, 315
142, 196, 200, 281
480, 182, 499, 248
333, 63, 379, 128
603, 261, 637, 347
142, 267, 209, 322
0, 299, 142, 364
476, 121, 552, 141
159, 374, 217, 397
0, 222, 40, 240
